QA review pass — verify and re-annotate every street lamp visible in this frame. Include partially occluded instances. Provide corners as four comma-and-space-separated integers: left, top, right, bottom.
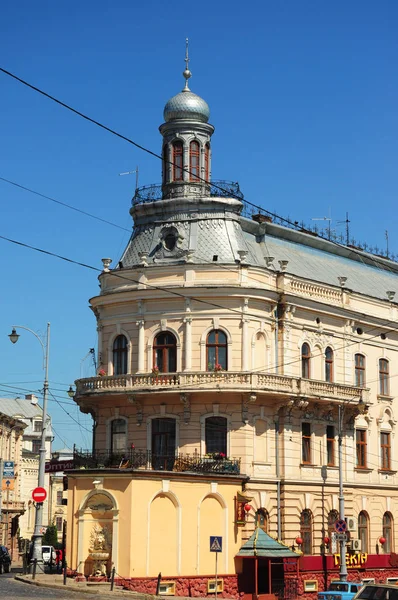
8, 323, 50, 572
338, 395, 366, 581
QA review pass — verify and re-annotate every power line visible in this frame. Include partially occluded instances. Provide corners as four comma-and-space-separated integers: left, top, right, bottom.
1, 231, 397, 381
2, 65, 396, 272
0, 176, 131, 233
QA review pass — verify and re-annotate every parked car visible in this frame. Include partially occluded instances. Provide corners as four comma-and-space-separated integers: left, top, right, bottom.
353, 584, 398, 600
318, 581, 362, 600
0, 546, 11, 573
41, 545, 56, 565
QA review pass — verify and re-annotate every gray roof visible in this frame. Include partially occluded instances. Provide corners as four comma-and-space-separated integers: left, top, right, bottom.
236, 528, 299, 558
118, 199, 398, 303
0, 397, 42, 419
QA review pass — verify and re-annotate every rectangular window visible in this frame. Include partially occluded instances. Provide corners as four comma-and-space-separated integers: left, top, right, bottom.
379, 359, 389, 396
56, 491, 63, 506
381, 432, 391, 470
356, 429, 367, 468
327, 425, 335, 466
55, 516, 63, 532
302, 423, 311, 464
34, 421, 42, 432
355, 354, 366, 387
32, 440, 41, 454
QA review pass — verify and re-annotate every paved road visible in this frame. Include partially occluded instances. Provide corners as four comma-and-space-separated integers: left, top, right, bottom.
0, 571, 82, 598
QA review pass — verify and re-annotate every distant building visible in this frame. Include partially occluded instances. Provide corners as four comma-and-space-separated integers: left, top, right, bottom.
0, 407, 26, 558
48, 447, 73, 542
68, 50, 398, 598
0, 395, 53, 543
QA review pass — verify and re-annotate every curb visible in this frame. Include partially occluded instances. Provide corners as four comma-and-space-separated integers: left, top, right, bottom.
13, 575, 129, 596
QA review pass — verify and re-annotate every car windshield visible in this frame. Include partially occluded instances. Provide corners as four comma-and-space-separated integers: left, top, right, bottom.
330, 583, 349, 592
357, 587, 398, 600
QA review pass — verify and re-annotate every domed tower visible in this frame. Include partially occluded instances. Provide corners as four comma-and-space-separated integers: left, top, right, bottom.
160, 39, 214, 200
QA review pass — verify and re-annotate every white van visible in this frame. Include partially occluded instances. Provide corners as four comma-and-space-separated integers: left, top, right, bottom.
42, 545, 56, 565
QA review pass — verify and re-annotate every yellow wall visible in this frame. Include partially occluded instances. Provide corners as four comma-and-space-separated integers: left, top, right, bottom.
67, 472, 243, 578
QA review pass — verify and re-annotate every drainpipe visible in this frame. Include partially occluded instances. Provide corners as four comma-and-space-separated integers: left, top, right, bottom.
274, 307, 279, 374
275, 418, 282, 540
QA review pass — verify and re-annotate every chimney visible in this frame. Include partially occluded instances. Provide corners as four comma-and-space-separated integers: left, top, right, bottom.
25, 394, 38, 405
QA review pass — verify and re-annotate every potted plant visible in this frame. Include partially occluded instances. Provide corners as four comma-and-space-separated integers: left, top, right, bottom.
214, 363, 223, 372
98, 368, 106, 377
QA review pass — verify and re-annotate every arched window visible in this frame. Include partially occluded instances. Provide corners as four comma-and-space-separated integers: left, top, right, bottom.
172, 141, 183, 181
204, 143, 210, 181
327, 510, 339, 554
153, 332, 177, 373
205, 416, 227, 456
110, 418, 126, 453
113, 335, 128, 375
358, 511, 369, 553
355, 354, 366, 387
325, 347, 334, 382
300, 509, 313, 555
189, 140, 200, 181
379, 359, 389, 396
162, 144, 168, 185
302, 343, 311, 379
255, 508, 268, 532
383, 512, 393, 553
207, 330, 227, 371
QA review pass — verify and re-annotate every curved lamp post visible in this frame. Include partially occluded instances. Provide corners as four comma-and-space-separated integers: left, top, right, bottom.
8, 323, 50, 572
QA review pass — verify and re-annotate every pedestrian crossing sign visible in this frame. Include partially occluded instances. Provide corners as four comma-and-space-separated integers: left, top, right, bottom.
210, 536, 222, 552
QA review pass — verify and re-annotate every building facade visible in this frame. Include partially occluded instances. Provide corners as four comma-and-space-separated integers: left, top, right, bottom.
69, 54, 398, 598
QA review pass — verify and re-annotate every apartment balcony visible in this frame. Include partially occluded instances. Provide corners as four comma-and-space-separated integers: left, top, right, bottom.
72, 449, 241, 476
74, 371, 369, 404
2, 500, 25, 514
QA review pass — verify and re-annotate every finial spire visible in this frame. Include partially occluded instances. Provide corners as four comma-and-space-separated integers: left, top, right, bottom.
182, 37, 192, 91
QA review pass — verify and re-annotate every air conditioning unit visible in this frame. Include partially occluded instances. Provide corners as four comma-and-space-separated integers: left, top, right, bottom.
351, 539, 362, 552
346, 517, 358, 531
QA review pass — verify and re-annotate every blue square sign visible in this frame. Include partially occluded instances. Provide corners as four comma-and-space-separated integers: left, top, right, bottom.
210, 536, 222, 552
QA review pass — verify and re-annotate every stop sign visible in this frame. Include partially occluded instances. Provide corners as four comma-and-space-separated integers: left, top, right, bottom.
32, 487, 47, 502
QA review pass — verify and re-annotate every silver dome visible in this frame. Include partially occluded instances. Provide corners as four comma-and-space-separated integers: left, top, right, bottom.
163, 89, 210, 123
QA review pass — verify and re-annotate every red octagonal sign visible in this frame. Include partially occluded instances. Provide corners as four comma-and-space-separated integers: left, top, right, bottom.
32, 487, 47, 502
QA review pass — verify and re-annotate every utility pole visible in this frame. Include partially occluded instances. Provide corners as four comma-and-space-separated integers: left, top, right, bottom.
338, 404, 348, 581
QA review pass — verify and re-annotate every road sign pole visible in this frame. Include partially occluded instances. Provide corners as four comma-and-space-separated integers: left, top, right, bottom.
338, 404, 348, 581
215, 551, 218, 600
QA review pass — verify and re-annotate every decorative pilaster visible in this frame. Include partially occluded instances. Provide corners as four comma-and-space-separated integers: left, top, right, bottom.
128, 395, 143, 427
184, 316, 192, 371
180, 393, 190, 425
136, 320, 145, 372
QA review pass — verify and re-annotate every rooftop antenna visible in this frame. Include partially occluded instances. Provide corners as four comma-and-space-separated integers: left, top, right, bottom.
337, 212, 350, 245
312, 208, 332, 240
119, 166, 139, 191
386, 230, 389, 259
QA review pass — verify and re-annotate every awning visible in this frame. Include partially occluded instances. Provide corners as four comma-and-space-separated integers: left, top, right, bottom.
236, 528, 300, 558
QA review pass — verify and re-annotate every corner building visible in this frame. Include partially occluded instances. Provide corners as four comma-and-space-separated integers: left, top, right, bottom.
69, 58, 398, 598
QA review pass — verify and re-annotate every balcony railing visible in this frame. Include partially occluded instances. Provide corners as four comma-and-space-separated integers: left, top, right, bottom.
75, 371, 368, 403
2, 500, 25, 513
132, 180, 244, 204
73, 449, 241, 475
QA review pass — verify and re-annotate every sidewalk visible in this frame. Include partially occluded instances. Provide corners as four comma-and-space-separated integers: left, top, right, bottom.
14, 572, 156, 599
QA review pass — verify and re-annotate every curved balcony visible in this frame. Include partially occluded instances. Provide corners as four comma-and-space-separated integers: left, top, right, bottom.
74, 371, 369, 404
132, 180, 244, 205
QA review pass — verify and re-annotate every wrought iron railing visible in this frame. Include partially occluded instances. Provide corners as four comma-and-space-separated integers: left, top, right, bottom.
132, 180, 244, 204
73, 449, 240, 475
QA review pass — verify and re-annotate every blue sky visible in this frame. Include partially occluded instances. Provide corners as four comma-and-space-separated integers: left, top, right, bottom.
1, 1, 397, 450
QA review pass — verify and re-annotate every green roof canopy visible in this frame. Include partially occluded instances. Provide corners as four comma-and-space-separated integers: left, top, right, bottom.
236, 528, 300, 558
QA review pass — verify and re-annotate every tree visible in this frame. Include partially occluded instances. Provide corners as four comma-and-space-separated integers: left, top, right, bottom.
43, 524, 58, 547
